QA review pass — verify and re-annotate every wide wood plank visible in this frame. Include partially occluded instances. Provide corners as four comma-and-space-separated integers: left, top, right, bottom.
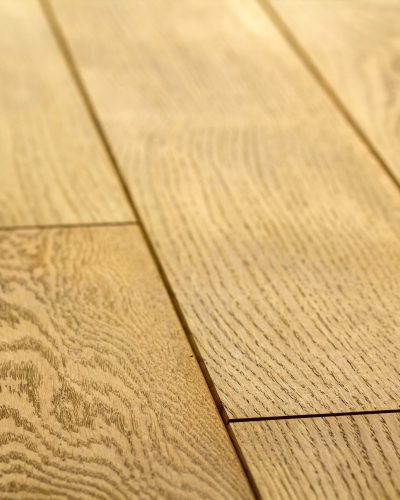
231, 413, 400, 499
0, 0, 132, 225
269, 0, 400, 182
0, 226, 252, 499
50, 0, 400, 419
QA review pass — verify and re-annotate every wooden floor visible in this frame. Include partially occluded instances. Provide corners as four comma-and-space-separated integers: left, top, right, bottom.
1, 0, 400, 497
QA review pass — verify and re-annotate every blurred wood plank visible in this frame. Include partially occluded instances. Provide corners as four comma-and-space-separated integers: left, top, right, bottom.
269, 0, 400, 182
0, 225, 252, 499
0, 0, 132, 225
231, 413, 400, 499
49, 0, 400, 419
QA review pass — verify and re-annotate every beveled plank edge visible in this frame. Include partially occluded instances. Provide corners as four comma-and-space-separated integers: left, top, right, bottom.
227, 425, 263, 500
257, 0, 400, 193
229, 408, 400, 424
0, 221, 137, 232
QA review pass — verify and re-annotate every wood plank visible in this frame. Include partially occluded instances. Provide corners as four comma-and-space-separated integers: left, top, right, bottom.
49, 0, 400, 419
231, 413, 400, 499
0, 0, 133, 226
269, 0, 400, 182
0, 226, 252, 499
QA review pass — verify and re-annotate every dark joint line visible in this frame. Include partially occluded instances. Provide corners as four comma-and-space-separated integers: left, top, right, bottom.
258, 0, 400, 195
0, 221, 137, 232
230, 408, 400, 424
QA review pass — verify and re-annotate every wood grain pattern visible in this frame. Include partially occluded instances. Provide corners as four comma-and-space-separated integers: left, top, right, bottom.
0, 0, 132, 226
0, 226, 252, 499
231, 413, 400, 499
50, 0, 400, 419
269, 0, 400, 182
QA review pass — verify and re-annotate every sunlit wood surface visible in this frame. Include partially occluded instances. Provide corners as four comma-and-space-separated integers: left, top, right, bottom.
270, 0, 400, 184
231, 413, 400, 499
0, 0, 133, 226
0, 0, 399, 497
50, 0, 400, 418
0, 226, 251, 498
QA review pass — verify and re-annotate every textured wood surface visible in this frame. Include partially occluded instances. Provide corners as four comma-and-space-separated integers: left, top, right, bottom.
269, 0, 400, 182
50, 0, 400, 419
0, 226, 252, 499
231, 413, 400, 499
0, 0, 132, 226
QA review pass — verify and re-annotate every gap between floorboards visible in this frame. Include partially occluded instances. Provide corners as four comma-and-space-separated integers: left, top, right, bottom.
230, 408, 400, 424
0, 221, 137, 232
256, 0, 400, 197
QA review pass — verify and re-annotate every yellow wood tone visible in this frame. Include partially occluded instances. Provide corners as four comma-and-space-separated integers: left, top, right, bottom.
0, 0, 133, 226
269, 0, 400, 182
231, 414, 400, 499
50, 0, 400, 419
0, 226, 252, 499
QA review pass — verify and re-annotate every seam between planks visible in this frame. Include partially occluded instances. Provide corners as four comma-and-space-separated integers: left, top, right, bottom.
227, 425, 263, 500
229, 408, 400, 424
256, 0, 400, 196
0, 221, 137, 232
38, 1, 258, 498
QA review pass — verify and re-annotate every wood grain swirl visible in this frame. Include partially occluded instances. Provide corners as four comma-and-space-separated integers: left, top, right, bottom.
49, 0, 400, 419
0, 0, 132, 226
231, 413, 400, 499
269, 0, 400, 182
0, 226, 252, 499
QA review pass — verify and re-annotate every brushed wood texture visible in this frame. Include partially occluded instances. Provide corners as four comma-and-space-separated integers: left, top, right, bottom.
49, 0, 400, 419
0, 0, 132, 226
0, 226, 252, 499
231, 413, 400, 499
269, 0, 400, 182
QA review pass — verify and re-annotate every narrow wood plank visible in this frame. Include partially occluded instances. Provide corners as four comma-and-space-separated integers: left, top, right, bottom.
50, 0, 400, 419
231, 414, 400, 499
269, 0, 400, 182
0, 0, 133, 225
0, 226, 252, 499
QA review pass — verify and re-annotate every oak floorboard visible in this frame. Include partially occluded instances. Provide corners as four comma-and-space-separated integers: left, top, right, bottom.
49, 0, 400, 419
0, 0, 132, 226
231, 413, 400, 499
269, 0, 400, 182
0, 226, 252, 499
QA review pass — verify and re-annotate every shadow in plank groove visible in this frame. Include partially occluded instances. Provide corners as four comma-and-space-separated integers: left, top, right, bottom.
258, 0, 400, 195
230, 408, 400, 423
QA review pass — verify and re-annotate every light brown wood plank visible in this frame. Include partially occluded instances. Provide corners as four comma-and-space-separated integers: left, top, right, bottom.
269, 0, 400, 182
231, 413, 400, 499
0, 226, 252, 499
50, 0, 400, 419
0, 0, 133, 225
